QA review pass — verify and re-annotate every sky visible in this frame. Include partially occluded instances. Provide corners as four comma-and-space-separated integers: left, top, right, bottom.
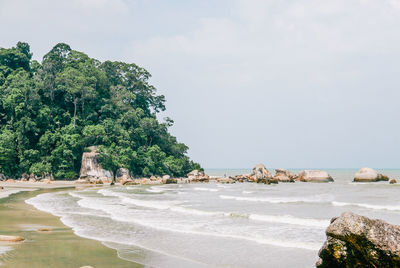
1, 0, 400, 168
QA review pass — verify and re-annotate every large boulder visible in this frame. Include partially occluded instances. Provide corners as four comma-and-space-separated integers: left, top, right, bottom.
0, 173, 6, 181
316, 212, 400, 267
353, 168, 389, 182
115, 168, 131, 182
79, 146, 113, 182
298, 170, 333, 182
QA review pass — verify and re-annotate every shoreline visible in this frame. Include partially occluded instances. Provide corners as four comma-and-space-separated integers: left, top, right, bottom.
0, 188, 141, 267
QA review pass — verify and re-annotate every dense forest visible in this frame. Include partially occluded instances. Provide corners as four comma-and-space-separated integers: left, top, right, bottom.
0, 42, 201, 179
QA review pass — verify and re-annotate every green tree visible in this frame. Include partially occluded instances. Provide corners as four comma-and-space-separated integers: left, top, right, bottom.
0, 42, 201, 179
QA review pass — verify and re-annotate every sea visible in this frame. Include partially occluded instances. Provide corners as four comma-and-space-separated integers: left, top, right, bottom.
25, 168, 400, 268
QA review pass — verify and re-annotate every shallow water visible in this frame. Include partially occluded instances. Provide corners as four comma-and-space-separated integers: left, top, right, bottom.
26, 169, 400, 267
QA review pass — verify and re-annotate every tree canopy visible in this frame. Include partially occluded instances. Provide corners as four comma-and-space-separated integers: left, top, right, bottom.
0, 42, 201, 179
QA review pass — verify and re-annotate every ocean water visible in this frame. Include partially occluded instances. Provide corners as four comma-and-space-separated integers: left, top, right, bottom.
26, 169, 400, 268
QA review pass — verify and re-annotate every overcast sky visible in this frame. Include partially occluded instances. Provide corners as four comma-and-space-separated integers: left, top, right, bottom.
1, 0, 400, 168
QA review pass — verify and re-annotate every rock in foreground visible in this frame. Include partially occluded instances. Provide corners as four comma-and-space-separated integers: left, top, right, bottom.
353, 167, 389, 182
316, 212, 400, 268
298, 170, 333, 182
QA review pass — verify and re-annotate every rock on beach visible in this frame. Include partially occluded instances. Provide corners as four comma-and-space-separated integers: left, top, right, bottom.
0, 235, 24, 242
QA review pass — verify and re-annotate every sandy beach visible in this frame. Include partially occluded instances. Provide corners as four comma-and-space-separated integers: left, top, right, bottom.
0, 184, 140, 268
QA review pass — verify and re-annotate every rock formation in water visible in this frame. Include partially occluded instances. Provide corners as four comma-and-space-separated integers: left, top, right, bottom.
298, 170, 333, 182
274, 169, 296, 182
353, 167, 389, 182
248, 164, 277, 184
79, 146, 113, 183
316, 212, 400, 268
187, 170, 210, 182
252, 164, 273, 179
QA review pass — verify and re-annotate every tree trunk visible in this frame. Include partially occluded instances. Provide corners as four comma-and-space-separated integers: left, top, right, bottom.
73, 96, 77, 128
81, 93, 85, 120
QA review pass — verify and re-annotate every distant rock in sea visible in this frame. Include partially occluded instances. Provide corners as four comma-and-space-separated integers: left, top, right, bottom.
274, 169, 296, 182
353, 168, 389, 182
316, 212, 400, 268
298, 170, 333, 183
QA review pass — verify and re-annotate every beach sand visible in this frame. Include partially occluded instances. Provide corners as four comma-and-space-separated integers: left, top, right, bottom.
0, 187, 141, 268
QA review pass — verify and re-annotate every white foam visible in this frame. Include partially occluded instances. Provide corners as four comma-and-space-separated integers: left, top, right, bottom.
121, 197, 180, 210
194, 187, 218, 192
170, 206, 220, 216
146, 187, 164, 193
242, 191, 254, 194
0, 245, 13, 265
106, 214, 320, 251
27, 190, 323, 256
219, 195, 329, 204
332, 201, 400, 211
247, 214, 330, 228
68, 191, 87, 198
98, 188, 124, 198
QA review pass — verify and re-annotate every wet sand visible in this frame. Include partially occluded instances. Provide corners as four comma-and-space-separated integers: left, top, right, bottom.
0, 189, 140, 268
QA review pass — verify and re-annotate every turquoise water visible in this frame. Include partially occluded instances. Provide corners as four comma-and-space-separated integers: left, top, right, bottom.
26, 168, 400, 267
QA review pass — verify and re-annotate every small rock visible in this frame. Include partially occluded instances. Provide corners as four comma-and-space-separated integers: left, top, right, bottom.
165, 178, 177, 184
121, 178, 137, 185
38, 228, 52, 232
390, 179, 397, 184
74, 179, 89, 184
0, 186, 3, 190
42, 179, 51, 184
216, 177, 235, 184
0, 235, 24, 242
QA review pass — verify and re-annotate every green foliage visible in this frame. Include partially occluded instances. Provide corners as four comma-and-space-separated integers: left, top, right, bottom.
0, 42, 201, 179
